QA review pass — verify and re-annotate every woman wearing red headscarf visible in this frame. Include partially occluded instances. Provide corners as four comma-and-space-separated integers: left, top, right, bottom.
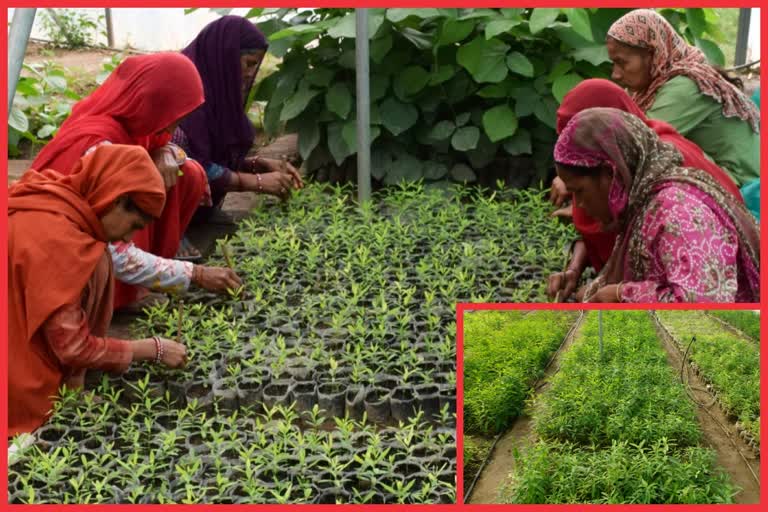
548, 79, 744, 302
9, 145, 188, 436
30, 52, 241, 310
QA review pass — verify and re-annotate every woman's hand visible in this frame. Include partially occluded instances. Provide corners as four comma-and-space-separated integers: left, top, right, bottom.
547, 269, 582, 302
549, 176, 569, 207
587, 284, 622, 303
259, 171, 296, 199
157, 338, 188, 368
192, 265, 243, 293
258, 157, 304, 190
151, 147, 180, 190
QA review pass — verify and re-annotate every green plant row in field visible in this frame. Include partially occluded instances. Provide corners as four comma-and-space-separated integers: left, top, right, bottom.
533, 311, 701, 447
463, 310, 578, 435
503, 311, 734, 504
503, 439, 735, 504
656, 311, 760, 447
706, 310, 760, 342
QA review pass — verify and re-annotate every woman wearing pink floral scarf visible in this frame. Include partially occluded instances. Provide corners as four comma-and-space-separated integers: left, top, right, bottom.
554, 107, 759, 303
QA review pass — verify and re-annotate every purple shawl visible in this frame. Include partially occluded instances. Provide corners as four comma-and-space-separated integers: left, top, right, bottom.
180, 15, 268, 170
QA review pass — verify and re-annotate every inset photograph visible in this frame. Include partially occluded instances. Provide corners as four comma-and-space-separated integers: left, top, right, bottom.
462, 308, 759, 504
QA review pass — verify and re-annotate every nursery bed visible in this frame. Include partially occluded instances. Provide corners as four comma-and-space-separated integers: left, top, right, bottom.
9, 182, 573, 504
491, 311, 739, 504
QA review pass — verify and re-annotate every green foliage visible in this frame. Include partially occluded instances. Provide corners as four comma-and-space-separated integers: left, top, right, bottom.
657, 311, 760, 446
463, 310, 578, 435
8, 62, 78, 157
247, 7, 726, 185
534, 311, 701, 448
39, 9, 104, 49
503, 439, 735, 504
706, 310, 760, 342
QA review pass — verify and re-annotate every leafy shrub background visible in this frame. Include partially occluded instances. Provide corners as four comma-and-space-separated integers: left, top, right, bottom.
250, 7, 728, 186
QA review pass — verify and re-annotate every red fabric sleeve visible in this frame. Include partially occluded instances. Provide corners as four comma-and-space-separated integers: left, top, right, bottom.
41, 302, 133, 374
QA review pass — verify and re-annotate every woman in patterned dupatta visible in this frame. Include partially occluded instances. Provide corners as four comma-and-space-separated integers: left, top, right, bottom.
553, 107, 759, 303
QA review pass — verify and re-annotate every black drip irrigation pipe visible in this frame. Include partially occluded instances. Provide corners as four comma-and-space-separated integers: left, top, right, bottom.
650, 312, 760, 486
463, 311, 585, 504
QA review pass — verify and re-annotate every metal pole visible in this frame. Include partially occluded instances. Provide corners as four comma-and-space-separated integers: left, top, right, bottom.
598, 310, 604, 360
8, 8, 37, 116
735, 8, 751, 66
105, 8, 115, 48
355, 8, 371, 203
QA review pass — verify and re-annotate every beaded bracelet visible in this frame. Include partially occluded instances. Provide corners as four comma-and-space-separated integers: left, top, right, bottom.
153, 336, 164, 364
256, 173, 263, 193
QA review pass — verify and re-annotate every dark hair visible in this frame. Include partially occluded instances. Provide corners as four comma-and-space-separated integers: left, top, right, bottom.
556, 162, 607, 177
121, 196, 154, 221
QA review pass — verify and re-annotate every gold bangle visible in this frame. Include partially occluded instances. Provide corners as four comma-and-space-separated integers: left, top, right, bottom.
616, 281, 624, 303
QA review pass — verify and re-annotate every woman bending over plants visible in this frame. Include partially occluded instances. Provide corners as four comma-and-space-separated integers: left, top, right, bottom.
551, 107, 759, 303
174, 15, 304, 226
547, 79, 743, 302
29, 52, 242, 311
8, 145, 188, 437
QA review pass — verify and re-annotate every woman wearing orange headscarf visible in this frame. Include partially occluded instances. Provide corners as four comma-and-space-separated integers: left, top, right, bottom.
9, 145, 188, 436
30, 52, 241, 310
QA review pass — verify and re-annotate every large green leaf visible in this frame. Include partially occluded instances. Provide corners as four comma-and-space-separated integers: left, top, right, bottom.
326, 83, 352, 119
379, 97, 419, 135
429, 120, 456, 141
482, 104, 518, 142
503, 128, 532, 155
570, 45, 610, 66
306, 67, 335, 88
384, 153, 423, 184
437, 19, 476, 47
327, 122, 354, 165
36, 124, 56, 139
370, 74, 390, 102
370, 33, 393, 63
393, 65, 430, 100
423, 161, 449, 181
8, 106, 29, 133
506, 52, 534, 77
400, 27, 433, 50
686, 8, 707, 39
328, 13, 356, 39
467, 134, 499, 169
386, 8, 440, 23
529, 8, 561, 34
695, 37, 725, 67
245, 8, 264, 18
298, 121, 320, 160
564, 8, 593, 42
429, 65, 456, 86
341, 121, 381, 152
451, 126, 480, 151
552, 73, 584, 103
280, 86, 321, 121
533, 97, 558, 129
485, 19, 521, 40
449, 163, 477, 182
547, 60, 573, 82
269, 23, 324, 41
456, 36, 510, 84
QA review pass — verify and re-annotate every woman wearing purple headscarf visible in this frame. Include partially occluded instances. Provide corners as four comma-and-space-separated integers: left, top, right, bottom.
173, 15, 303, 226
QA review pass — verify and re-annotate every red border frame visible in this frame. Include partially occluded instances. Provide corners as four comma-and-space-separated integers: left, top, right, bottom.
2, 2, 765, 510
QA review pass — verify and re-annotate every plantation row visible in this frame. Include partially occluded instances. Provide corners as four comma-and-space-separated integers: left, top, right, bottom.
464, 310, 578, 435
504, 311, 735, 504
656, 311, 760, 450
705, 310, 760, 343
